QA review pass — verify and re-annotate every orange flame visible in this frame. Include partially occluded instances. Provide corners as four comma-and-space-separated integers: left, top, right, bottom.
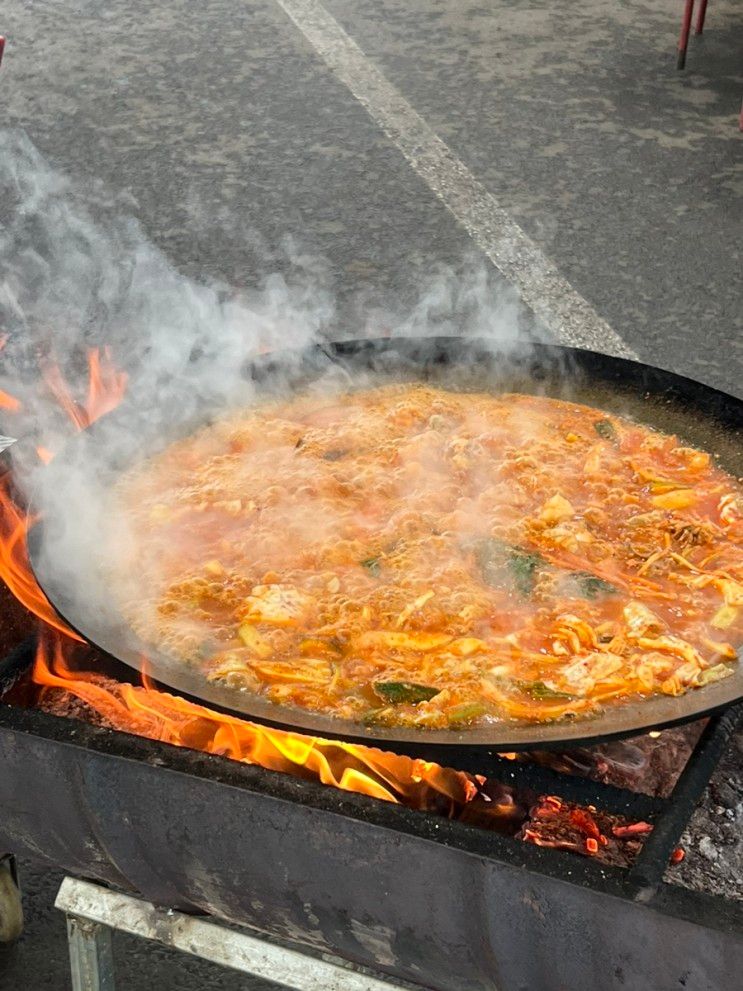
0, 347, 129, 637
41, 347, 128, 431
0, 390, 21, 413
33, 635, 484, 809
0, 475, 80, 638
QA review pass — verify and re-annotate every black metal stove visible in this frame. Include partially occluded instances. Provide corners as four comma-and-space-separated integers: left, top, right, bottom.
0, 632, 741, 991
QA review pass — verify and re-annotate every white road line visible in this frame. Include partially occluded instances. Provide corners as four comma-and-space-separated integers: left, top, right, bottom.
273, 0, 637, 359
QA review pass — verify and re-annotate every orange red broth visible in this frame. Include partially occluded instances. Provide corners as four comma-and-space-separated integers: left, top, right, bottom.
107, 384, 743, 729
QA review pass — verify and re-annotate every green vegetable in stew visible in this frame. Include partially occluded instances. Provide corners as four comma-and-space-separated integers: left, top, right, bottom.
476, 538, 545, 597
361, 556, 381, 577
564, 570, 619, 600
512, 679, 576, 700
373, 681, 440, 704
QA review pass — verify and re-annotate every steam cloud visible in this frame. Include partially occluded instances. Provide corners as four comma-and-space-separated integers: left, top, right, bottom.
0, 129, 531, 448
0, 128, 537, 683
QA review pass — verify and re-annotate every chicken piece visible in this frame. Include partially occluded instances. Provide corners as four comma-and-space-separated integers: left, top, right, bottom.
719, 494, 741, 526
623, 602, 665, 639
632, 651, 675, 690
670, 447, 710, 473
560, 651, 624, 695
207, 649, 261, 690
238, 585, 317, 628
659, 657, 709, 696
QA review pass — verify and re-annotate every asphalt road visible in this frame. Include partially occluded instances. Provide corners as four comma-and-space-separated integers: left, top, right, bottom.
0, 0, 741, 988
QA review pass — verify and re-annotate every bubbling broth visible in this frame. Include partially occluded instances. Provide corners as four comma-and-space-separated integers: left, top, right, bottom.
106, 384, 743, 729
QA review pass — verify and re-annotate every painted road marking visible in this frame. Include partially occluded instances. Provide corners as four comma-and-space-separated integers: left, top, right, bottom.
273, 0, 636, 358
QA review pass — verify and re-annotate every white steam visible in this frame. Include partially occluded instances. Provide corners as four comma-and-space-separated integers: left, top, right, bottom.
0, 128, 536, 678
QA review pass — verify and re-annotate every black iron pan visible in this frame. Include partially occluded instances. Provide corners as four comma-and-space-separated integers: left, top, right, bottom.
27, 337, 743, 749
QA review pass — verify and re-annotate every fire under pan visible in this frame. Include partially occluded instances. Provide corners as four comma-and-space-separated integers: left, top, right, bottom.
0, 638, 742, 991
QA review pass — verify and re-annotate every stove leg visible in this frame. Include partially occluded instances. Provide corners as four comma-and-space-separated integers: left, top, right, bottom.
677, 0, 695, 69
66, 914, 116, 991
0, 854, 23, 943
695, 0, 709, 34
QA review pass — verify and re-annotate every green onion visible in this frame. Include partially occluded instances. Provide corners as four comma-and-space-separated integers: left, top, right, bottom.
373, 681, 440, 704
512, 679, 576, 700
361, 557, 381, 578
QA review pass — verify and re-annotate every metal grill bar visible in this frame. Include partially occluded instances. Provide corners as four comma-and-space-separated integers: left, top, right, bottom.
628, 702, 743, 896
393, 745, 664, 819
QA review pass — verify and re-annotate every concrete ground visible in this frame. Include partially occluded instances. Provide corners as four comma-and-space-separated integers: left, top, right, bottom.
0, 0, 741, 987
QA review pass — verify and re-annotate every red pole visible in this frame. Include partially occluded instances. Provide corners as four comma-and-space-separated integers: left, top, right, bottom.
695, 0, 709, 35
0, 37, 5, 70
678, 0, 695, 69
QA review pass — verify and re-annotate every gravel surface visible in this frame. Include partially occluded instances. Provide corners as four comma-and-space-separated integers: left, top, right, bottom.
665, 728, 743, 901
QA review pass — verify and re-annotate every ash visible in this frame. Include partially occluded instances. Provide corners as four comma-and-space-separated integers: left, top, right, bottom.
664, 728, 743, 901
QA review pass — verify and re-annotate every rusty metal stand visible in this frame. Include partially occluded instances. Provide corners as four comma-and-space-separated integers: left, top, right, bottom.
56, 877, 414, 991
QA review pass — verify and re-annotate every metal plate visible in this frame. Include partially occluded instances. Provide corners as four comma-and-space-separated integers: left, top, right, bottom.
27, 337, 743, 749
